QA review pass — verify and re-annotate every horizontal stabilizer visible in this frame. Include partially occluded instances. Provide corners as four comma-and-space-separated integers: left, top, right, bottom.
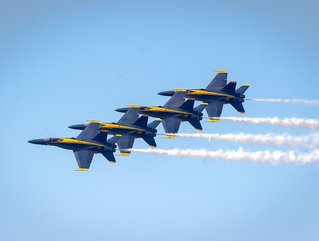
222, 81, 237, 93
230, 101, 245, 113
142, 136, 157, 147
236, 84, 250, 95
102, 151, 116, 163
188, 119, 202, 130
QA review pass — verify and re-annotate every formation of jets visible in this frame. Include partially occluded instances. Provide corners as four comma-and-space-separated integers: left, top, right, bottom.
29, 70, 249, 170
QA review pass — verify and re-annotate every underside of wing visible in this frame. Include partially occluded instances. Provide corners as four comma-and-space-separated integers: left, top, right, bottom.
73, 150, 94, 170
117, 135, 136, 154
118, 108, 140, 125
162, 118, 182, 134
77, 122, 100, 141
206, 101, 224, 119
205, 72, 228, 91
164, 92, 186, 108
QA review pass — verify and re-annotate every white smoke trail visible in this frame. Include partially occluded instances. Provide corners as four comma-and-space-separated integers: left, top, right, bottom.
170, 133, 319, 149
219, 117, 319, 130
252, 98, 319, 106
130, 148, 319, 164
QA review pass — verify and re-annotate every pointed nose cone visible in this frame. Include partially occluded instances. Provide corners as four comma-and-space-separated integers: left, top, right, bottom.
115, 107, 129, 113
68, 124, 86, 130
28, 139, 47, 145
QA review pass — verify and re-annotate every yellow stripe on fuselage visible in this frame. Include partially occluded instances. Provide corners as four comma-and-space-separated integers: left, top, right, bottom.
56, 138, 104, 147
100, 123, 145, 132
144, 106, 190, 115
188, 90, 234, 98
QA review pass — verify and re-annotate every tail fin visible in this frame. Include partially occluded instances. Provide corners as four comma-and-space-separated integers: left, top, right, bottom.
142, 136, 157, 148
93, 131, 108, 143
147, 119, 161, 129
101, 151, 116, 163
236, 84, 250, 95
133, 115, 148, 127
194, 102, 208, 113
222, 81, 237, 93
179, 99, 195, 111
230, 101, 245, 113
188, 119, 202, 131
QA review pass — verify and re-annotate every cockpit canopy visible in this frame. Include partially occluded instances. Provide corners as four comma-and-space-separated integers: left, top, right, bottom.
44, 138, 60, 142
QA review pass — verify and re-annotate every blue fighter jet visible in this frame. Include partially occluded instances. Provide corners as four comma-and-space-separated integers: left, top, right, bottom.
116, 92, 207, 136
69, 109, 161, 155
158, 70, 250, 121
29, 122, 120, 171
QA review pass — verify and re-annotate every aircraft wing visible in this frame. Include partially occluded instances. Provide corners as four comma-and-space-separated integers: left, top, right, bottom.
117, 135, 136, 154
73, 150, 94, 169
162, 118, 181, 134
164, 92, 186, 108
77, 122, 100, 141
206, 72, 227, 91
206, 101, 224, 119
118, 108, 140, 125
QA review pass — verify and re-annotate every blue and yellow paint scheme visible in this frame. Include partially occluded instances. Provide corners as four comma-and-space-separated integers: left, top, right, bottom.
69, 109, 161, 155
158, 70, 250, 120
29, 122, 120, 170
116, 92, 207, 134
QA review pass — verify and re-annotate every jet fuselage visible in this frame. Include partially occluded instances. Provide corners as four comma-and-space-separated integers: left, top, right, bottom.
69, 123, 157, 138
115, 106, 203, 122
28, 137, 116, 153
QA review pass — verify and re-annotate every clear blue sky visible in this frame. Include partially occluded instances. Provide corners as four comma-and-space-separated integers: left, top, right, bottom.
1, 1, 319, 241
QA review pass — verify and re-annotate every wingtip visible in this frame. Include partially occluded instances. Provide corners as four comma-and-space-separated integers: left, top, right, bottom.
127, 104, 141, 108
173, 88, 187, 92
86, 120, 100, 123
215, 70, 228, 74
116, 153, 130, 156
208, 119, 220, 123
75, 168, 89, 171
163, 135, 177, 139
